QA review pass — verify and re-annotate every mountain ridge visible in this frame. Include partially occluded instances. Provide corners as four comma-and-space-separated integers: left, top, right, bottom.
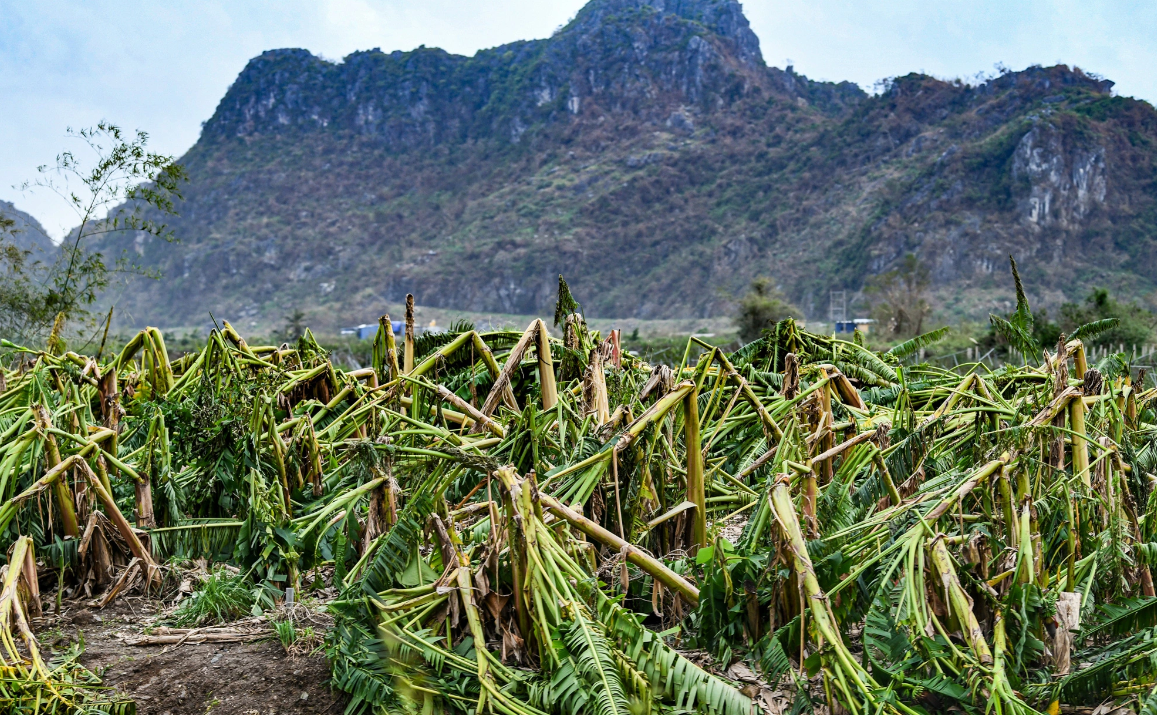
95, 0, 1157, 332
201, 0, 861, 148
0, 199, 56, 260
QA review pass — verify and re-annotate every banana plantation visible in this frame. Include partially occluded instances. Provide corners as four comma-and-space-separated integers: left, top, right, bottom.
3, 273, 1157, 715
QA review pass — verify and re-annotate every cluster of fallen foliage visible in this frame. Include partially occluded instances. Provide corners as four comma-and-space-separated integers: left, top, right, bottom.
3, 271, 1157, 715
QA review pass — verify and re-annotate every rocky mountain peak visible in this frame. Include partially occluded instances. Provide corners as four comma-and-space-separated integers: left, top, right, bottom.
562, 0, 764, 67
202, 0, 791, 149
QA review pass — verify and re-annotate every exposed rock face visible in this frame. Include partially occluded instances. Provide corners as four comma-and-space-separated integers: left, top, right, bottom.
1012, 123, 1107, 230
97, 0, 1157, 331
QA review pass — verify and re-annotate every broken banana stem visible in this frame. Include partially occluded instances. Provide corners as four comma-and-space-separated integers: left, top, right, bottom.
769, 478, 882, 706
928, 534, 992, 665
539, 493, 700, 605
436, 384, 505, 437
76, 460, 161, 585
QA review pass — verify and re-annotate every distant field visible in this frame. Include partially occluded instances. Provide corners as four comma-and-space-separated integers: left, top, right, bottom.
151, 302, 741, 342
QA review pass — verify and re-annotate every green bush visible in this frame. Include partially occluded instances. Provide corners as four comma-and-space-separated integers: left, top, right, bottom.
1060, 288, 1156, 349
734, 278, 801, 344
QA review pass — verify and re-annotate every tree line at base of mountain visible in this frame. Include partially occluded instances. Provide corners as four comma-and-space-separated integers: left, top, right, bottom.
734, 253, 1157, 365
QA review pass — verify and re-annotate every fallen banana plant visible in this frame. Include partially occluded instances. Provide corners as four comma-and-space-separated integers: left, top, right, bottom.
0, 537, 134, 713
1, 270, 1157, 714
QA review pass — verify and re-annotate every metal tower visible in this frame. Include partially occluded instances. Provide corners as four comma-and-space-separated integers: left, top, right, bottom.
829, 290, 847, 324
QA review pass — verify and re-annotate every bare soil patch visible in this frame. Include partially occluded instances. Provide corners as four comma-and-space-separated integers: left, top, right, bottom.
35, 598, 348, 715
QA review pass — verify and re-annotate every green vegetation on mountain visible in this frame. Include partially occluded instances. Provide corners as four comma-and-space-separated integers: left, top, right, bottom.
73, 0, 1157, 336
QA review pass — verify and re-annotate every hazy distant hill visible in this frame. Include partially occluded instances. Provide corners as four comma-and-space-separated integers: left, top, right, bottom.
0, 200, 56, 263
98, 0, 1157, 331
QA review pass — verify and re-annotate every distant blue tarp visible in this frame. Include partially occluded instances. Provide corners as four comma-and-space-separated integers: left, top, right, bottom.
835, 319, 873, 334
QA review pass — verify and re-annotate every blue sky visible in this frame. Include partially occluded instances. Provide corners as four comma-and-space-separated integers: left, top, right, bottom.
3, 0, 1155, 238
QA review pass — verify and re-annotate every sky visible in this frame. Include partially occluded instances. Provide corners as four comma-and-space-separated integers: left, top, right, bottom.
3, 0, 1155, 239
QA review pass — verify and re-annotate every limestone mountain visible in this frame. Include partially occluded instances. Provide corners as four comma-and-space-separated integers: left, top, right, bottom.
99, 0, 1157, 331
0, 200, 56, 262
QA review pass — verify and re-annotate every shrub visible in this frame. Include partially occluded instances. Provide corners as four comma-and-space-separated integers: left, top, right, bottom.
734, 278, 801, 343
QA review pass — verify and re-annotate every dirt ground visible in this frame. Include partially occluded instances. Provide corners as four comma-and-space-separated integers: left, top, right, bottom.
34, 598, 348, 715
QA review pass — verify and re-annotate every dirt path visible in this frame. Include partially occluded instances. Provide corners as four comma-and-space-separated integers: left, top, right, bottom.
36, 598, 348, 715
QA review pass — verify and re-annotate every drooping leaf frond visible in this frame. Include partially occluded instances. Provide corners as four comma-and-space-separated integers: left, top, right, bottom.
1080, 597, 1157, 640
563, 614, 630, 715
886, 326, 950, 360
837, 341, 898, 384
989, 314, 1040, 362
1071, 317, 1120, 343
1009, 254, 1033, 332
413, 320, 475, 361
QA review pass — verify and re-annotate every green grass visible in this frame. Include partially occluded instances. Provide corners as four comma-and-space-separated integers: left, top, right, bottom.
273, 618, 296, 649
170, 570, 254, 627
272, 618, 319, 653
